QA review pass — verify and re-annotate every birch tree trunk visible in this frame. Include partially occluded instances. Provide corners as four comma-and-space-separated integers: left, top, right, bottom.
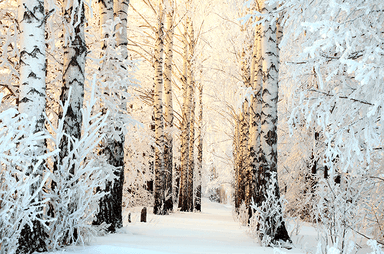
58, 0, 86, 243
187, 97, 195, 211
249, 22, 262, 207
240, 48, 252, 210
186, 20, 195, 212
234, 115, 244, 210
17, 0, 48, 252
115, 0, 129, 59
258, 1, 290, 243
163, 0, 175, 214
93, 0, 125, 233
194, 84, 203, 212
60, 0, 86, 169
178, 14, 190, 212
153, 1, 166, 215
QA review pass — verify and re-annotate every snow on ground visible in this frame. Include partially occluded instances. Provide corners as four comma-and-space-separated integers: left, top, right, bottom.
47, 199, 314, 254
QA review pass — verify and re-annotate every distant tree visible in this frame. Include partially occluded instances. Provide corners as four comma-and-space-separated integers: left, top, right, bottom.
153, 0, 166, 215
186, 20, 196, 212
194, 84, 203, 211
163, 0, 175, 214
178, 2, 191, 212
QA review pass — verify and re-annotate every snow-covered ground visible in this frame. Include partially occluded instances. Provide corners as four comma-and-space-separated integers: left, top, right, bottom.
47, 199, 316, 254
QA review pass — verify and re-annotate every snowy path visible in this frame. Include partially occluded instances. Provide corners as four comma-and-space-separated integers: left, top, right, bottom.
49, 199, 308, 254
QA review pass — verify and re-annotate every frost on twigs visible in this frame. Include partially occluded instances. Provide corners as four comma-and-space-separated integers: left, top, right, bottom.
0, 94, 51, 254
250, 173, 289, 247
45, 86, 115, 249
314, 174, 365, 254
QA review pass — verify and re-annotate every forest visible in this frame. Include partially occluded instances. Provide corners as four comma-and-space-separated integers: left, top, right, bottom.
0, 0, 383, 253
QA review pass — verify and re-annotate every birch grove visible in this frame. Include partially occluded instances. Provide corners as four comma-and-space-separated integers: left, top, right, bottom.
1, 0, 384, 253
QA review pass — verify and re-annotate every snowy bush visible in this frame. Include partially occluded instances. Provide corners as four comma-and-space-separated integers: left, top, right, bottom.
0, 95, 51, 254
124, 125, 154, 208
250, 172, 288, 247
233, 201, 250, 226
313, 174, 367, 254
367, 240, 384, 254
44, 87, 115, 249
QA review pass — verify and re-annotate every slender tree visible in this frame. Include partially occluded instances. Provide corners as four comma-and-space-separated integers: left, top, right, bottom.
240, 47, 252, 210
194, 84, 203, 211
57, 0, 86, 243
93, 0, 125, 233
16, 0, 48, 252
60, 0, 86, 169
187, 96, 195, 211
257, 0, 290, 243
186, 20, 195, 211
153, 0, 166, 215
249, 14, 262, 209
115, 0, 129, 59
163, 0, 175, 214
234, 115, 243, 210
178, 7, 191, 211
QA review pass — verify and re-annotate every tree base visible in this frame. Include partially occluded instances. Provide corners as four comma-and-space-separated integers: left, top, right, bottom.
17, 220, 47, 254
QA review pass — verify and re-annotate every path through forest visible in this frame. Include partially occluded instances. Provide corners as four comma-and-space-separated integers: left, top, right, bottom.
48, 199, 309, 254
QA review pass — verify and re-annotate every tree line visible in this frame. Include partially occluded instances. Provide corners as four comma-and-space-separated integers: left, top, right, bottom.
0, 0, 204, 253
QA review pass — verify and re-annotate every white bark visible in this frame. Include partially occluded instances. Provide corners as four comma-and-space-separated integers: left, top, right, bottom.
100, 0, 114, 50
258, 0, 290, 242
18, 0, 46, 142
249, 22, 262, 204
240, 47, 251, 208
60, 0, 86, 173
114, 0, 129, 59
194, 84, 203, 211
163, 0, 174, 213
186, 18, 195, 211
179, 12, 190, 212
17, 0, 47, 252
153, 1, 166, 215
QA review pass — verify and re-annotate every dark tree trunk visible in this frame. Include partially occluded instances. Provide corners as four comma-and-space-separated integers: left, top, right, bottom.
93, 137, 125, 232
92, 0, 128, 234
54, 0, 86, 245
187, 99, 195, 211
194, 85, 203, 212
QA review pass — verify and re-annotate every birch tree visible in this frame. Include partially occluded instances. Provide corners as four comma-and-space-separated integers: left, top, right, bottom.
163, 0, 175, 213
59, 0, 86, 170
255, 0, 290, 243
194, 84, 203, 211
249, 7, 262, 213
186, 20, 195, 211
93, 0, 126, 233
56, 0, 86, 242
234, 117, 243, 210
153, 0, 166, 215
16, 0, 48, 252
187, 96, 195, 211
178, 8, 191, 212
115, 0, 129, 59
240, 47, 251, 211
